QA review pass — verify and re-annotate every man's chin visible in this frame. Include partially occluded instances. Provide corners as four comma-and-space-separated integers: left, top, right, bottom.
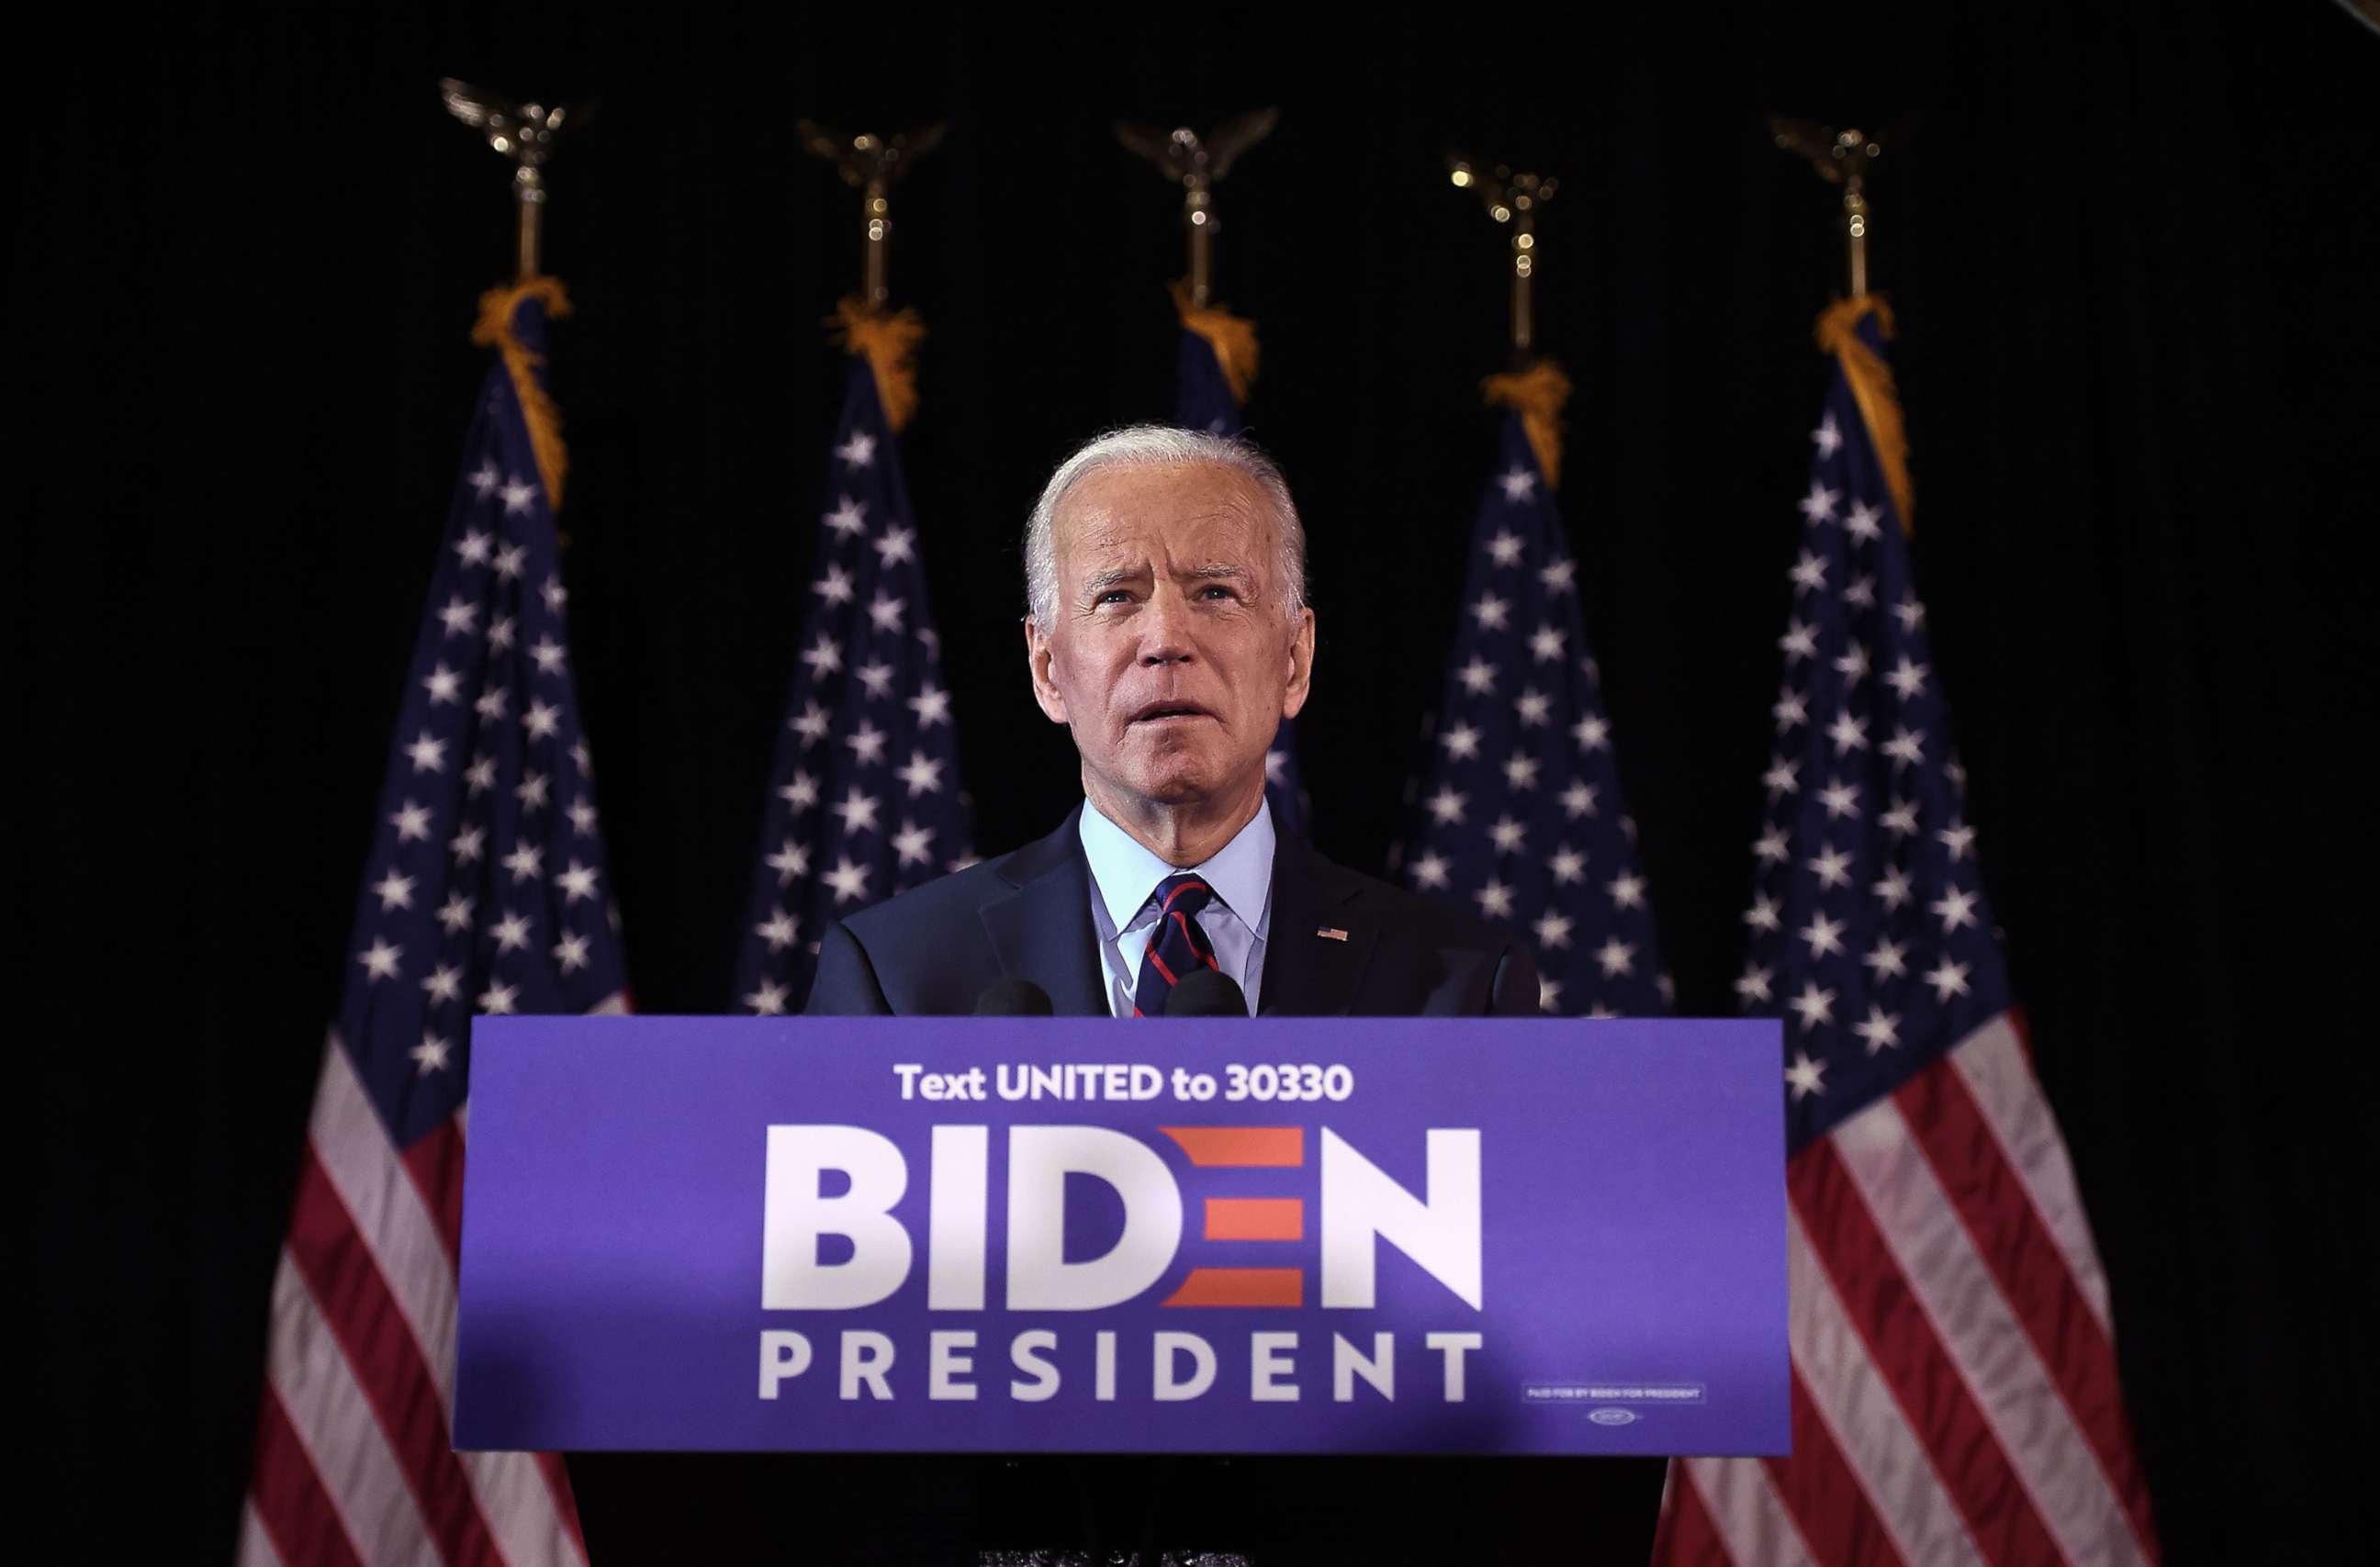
1106, 752, 1247, 811
1125, 770, 1223, 806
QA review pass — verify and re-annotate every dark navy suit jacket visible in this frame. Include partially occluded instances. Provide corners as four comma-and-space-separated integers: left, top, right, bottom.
806, 804, 1542, 1018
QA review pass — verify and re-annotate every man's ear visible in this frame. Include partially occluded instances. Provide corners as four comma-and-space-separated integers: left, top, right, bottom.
1281, 606, 1317, 720
1024, 616, 1071, 723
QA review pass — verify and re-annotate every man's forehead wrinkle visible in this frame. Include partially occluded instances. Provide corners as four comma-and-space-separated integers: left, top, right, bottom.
1059, 468, 1266, 533
1068, 530, 1265, 574
1071, 509, 1261, 550
1072, 562, 1263, 607
1081, 562, 1148, 594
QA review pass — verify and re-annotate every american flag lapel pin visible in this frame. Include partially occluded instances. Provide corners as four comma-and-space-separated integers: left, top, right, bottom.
1317, 926, 1349, 942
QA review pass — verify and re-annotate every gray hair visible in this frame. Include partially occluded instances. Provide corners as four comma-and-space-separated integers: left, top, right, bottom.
1023, 425, 1308, 629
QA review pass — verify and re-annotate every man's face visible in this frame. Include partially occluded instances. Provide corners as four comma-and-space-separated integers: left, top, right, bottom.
1026, 462, 1315, 816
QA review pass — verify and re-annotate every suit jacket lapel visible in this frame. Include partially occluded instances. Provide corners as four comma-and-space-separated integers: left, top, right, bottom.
978, 807, 1110, 1017
1258, 830, 1380, 1016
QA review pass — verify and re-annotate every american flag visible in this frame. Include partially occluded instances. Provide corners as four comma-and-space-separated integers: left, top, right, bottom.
1653, 299, 2159, 1565
241, 280, 621, 1566
1174, 289, 1308, 837
735, 324, 971, 1013
1398, 386, 1668, 1017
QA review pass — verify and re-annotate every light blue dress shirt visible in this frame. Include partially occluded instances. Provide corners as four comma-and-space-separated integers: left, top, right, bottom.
1078, 799, 1274, 1016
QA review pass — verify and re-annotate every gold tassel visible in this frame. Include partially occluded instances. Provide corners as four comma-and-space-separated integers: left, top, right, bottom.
470, 276, 573, 510
829, 297, 926, 433
1482, 359, 1572, 489
1814, 295, 1915, 530
1170, 279, 1261, 407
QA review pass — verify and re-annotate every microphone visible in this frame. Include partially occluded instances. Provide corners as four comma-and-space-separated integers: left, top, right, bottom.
1165, 968, 1247, 1017
974, 978, 1055, 1015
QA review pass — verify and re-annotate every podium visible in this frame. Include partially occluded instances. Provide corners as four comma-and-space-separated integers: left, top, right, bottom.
456, 1016, 1787, 1558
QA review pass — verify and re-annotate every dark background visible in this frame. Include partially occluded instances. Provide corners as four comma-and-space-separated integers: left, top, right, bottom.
17, 0, 2376, 1559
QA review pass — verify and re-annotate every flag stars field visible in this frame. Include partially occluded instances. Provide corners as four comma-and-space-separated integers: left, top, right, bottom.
1400, 406, 1666, 1019
735, 337, 971, 1014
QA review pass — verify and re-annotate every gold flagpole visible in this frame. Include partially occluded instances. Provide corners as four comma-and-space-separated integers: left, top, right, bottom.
1450, 156, 1568, 485
1771, 118, 1882, 299
1117, 110, 1277, 309
798, 122, 943, 433
1449, 159, 1558, 363
797, 122, 944, 314
1774, 118, 1913, 527
1117, 112, 1276, 411
439, 80, 583, 281
438, 79, 587, 509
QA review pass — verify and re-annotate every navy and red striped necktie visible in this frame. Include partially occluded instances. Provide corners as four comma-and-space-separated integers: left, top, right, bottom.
1132, 872, 1221, 1016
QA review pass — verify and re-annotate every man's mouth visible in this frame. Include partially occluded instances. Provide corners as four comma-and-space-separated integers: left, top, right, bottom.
1129, 700, 1215, 725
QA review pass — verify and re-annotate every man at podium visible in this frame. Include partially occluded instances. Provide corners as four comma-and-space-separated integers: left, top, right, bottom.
807, 425, 1544, 1023
751, 428, 1661, 1561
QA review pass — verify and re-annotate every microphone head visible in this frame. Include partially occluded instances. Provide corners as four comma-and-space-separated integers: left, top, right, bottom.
974, 978, 1055, 1016
1165, 968, 1248, 1017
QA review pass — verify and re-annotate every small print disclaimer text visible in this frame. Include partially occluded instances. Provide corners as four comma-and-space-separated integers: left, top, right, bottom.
1521, 1382, 1707, 1406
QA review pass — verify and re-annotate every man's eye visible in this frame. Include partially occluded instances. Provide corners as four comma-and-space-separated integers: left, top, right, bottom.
1095, 590, 1132, 605
1199, 585, 1236, 600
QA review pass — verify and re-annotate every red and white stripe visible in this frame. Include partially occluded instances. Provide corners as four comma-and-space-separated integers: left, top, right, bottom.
244, 1033, 605, 1566
1656, 1013, 2159, 1567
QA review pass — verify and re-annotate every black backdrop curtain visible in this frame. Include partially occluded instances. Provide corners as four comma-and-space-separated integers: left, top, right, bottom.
17, 0, 2374, 1559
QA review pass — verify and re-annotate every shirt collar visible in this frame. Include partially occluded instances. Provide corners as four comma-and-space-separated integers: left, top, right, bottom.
1078, 796, 1275, 936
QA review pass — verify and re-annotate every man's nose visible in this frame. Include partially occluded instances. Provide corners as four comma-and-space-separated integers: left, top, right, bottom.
1137, 588, 1196, 666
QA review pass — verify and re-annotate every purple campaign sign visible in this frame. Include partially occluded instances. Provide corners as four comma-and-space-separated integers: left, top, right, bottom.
455, 1017, 1786, 1457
